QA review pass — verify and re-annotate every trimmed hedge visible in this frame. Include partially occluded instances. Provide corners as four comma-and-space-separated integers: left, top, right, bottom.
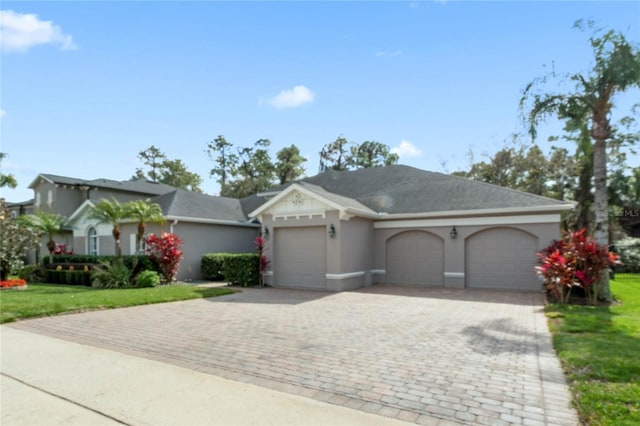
40, 255, 161, 286
201, 254, 226, 281
201, 253, 259, 287
45, 270, 92, 286
50, 255, 160, 275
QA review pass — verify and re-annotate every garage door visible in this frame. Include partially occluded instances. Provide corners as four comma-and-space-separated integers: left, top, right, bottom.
386, 231, 444, 286
466, 228, 539, 291
274, 227, 326, 290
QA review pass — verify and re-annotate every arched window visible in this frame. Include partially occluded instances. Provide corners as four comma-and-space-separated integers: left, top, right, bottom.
88, 227, 98, 256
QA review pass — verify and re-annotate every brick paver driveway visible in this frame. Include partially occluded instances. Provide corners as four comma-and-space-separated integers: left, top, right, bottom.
9, 286, 578, 425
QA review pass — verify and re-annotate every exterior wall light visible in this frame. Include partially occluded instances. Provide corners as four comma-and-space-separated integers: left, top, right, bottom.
450, 226, 458, 239
328, 224, 336, 238
263, 227, 269, 239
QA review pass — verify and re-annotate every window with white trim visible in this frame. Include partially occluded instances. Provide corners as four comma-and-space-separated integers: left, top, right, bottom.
47, 189, 53, 206
88, 227, 99, 256
35, 192, 41, 208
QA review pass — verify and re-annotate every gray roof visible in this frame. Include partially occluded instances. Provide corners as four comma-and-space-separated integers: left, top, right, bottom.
32, 174, 176, 196
151, 190, 250, 222
291, 165, 570, 214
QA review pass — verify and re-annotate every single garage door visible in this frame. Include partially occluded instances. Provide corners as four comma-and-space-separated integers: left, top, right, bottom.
386, 231, 444, 286
466, 228, 539, 291
274, 227, 326, 290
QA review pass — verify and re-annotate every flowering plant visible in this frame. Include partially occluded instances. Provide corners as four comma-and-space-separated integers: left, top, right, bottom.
536, 229, 619, 304
145, 233, 183, 283
1, 278, 27, 289
53, 244, 74, 255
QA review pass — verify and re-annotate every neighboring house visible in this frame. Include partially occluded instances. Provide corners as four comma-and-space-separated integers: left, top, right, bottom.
6, 199, 35, 218
251, 165, 574, 292
67, 189, 261, 280
26, 174, 177, 259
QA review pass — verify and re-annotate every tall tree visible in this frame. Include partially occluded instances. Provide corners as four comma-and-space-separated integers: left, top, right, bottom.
88, 198, 128, 257
347, 141, 399, 169
275, 145, 306, 185
206, 135, 237, 196
319, 137, 351, 172
520, 21, 640, 301
17, 211, 66, 264
0, 153, 17, 189
159, 159, 203, 192
226, 139, 275, 198
136, 145, 166, 183
134, 146, 203, 192
125, 199, 165, 254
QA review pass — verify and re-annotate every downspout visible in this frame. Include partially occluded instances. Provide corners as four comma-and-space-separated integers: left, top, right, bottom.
169, 219, 178, 233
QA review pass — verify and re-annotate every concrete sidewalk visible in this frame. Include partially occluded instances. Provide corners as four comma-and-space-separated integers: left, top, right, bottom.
1, 327, 413, 426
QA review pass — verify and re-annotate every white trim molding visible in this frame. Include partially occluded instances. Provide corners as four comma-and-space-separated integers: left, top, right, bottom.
326, 271, 366, 280
371, 269, 386, 275
444, 272, 465, 278
374, 214, 561, 229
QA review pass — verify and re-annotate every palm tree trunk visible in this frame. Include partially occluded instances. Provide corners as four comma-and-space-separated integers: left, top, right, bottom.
592, 119, 611, 302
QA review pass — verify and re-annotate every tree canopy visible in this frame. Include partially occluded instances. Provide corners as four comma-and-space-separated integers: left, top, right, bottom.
134, 146, 203, 192
319, 137, 399, 172
207, 137, 308, 198
0, 153, 18, 189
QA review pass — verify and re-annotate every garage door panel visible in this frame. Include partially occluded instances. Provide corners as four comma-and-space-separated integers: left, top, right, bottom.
466, 228, 539, 291
274, 227, 326, 290
386, 231, 444, 286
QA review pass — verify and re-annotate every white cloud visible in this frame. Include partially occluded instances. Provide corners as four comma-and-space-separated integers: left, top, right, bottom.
268, 85, 315, 109
0, 109, 5, 118
0, 10, 77, 52
392, 140, 422, 158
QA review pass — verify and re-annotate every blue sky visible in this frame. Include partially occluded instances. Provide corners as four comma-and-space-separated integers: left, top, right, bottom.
1, 1, 639, 202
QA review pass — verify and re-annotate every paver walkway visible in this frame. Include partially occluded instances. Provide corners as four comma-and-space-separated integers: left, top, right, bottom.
8, 285, 578, 425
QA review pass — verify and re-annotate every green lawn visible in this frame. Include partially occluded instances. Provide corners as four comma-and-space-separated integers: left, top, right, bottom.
546, 273, 640, 425
0, 283, 235, 324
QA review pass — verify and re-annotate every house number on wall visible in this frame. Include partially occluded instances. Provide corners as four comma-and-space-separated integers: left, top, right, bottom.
292, 193, 304, 206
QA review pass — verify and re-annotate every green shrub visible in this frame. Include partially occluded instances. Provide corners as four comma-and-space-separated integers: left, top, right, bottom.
91, 260, 131, 289
50, 255, 159, 274
201, 254, 226, 280
18, 265, 46, 282
222, 254, 259, 287
44, 270, 91, 286
135, 270, 161, 288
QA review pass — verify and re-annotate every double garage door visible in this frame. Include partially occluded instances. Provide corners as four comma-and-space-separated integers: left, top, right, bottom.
385, 228, 539, 291
274, 227, 326, 290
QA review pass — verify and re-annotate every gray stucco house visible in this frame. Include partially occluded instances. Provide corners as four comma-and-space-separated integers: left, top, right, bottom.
25, 174, 260, 280
251, 165, 573, 292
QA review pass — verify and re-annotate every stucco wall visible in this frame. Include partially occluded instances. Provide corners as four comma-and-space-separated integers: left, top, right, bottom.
119, 221, 260, 281
336, 217, 375, 287
32, 182, 85, 217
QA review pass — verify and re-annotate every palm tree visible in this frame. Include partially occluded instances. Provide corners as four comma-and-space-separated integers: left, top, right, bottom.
125, 199, 165, 254
521, 22, 640, 302
18, 211, 66, 264
88, 198, 128, 256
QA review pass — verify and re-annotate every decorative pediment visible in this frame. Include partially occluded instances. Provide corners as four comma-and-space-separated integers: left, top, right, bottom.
269, 189, 335, 220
